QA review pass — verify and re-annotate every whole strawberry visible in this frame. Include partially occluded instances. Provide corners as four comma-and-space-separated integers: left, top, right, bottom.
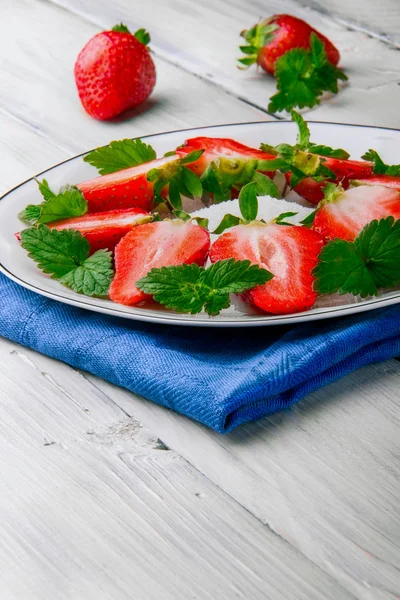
74, 24, 156, 121
239, 15, 340, 74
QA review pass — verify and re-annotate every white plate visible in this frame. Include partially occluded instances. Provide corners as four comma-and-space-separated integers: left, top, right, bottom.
1, 121, 400, 327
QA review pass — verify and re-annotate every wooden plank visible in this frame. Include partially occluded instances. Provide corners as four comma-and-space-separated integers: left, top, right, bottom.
293, 0, 400, 45
0, 339, 353, 600
0, 0, 272, 162
83, 361, 400, 600
50, 0, 400, 127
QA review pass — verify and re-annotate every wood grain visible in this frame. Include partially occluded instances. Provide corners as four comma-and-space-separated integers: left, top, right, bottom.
0, 340, 353, 600
84, 361, 400, 600
50, 0, 400, 127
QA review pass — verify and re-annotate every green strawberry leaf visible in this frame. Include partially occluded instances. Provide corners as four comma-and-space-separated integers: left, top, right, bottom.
213, 214, 242, 234
19, 183, 87, 225
308, 144, 349, 159
274, 211, 298, 226
112, 23, 131, 34
291, 110, 310, 150
252, 171, 280, 198
361, 149, 400, 177
20, 225, 113, 297
313, 217, 400, 297
268, 33, 347, 113
239, 182, 258, 222
133, 28, 151, 46
300, 210, 317, 227
136, 259, 273, 316
192, 216, 209, 229
238, 22, 278, 69
147, 152, 204, 210
84, 138, 157, 175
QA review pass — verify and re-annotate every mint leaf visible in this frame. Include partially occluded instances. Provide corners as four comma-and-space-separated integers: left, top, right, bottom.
19, 184, 87, 225
136, 259, 273, 316
361, 149, 400, 177
20, 225, 113, 297
59, 251, 114, 296
84, 138, 157, 175
313, 217, 400, 297
268, 34, 347, 113
308, 144, 349, 159
37, 178, 56, 201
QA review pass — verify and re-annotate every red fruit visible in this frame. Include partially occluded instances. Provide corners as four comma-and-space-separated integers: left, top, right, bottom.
177, 136, 276, 179
353, 175, 400, 191
77, 155, 181, 213
74, 26, 156, 120
313, 184, 400, 242
49, 207, 151, 253
210, 223, 324, 314
240, 14, 340, 75
287, 157, 373, 205
109, 220, 210, 306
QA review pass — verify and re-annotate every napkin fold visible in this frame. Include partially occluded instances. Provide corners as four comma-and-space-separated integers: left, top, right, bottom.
1, 272, 400, 433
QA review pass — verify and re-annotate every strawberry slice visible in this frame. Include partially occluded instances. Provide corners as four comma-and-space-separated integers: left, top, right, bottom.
313, 184, 400, 242
49, 207, 151, 253
77, 154, 204, 213
177, 136, 276, 175
209, 223, 324, 314
287, 157, 373, 205
353, 175, 400, 191
109, 220, 210, 306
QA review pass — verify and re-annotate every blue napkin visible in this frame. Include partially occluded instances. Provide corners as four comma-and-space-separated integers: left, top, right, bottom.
1, 272, 400, 433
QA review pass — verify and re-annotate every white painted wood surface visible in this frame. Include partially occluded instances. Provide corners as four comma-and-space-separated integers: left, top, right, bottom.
0, 1, 399, 599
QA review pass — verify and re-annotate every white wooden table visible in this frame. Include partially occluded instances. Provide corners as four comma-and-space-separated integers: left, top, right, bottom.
1, 2, 400, 598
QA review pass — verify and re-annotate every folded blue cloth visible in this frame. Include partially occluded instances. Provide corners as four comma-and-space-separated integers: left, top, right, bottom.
1, 272, 400, 433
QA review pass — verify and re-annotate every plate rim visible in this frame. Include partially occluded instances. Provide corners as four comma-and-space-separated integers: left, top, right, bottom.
2, 120, 400, 327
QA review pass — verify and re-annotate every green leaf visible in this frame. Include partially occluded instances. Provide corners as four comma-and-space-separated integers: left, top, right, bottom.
59, 250, 114, 296
20, 225, 113, 296
268, 35, 347, 113
36, 178, 56, 201
164, 150, 177, 157
192, 217, 209, 229
309, 144, 350, 159
237, 57, 257, 67
313, 217, 400, 297
182, 166, 203, 198
252, 171, 280, 198
136, 258, 273, 316
173, 210, 191, 221
133, 28, 151, 46
18, 204, 42, 225
239, 45, 258, 55
180, 149, 204, 165
274, 211, 298, 226
112, 23, 131, 33
168, 179, 182, 210
239, 182, 258, 222
19, 185, 88, 225
213, 214, 241, 234
300, 210, 317, 227
361, 149, 400, 176
291, 110, 310, 150
84, 138, 156, 175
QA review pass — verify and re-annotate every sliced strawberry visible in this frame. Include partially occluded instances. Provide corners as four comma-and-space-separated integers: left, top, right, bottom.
49, 207, 151, 253
177, 137, 276, 175
287, 157, 373, 205
209, 223, 324, 314
353, 175, 400, 191
77, 154, 191, 213
109, 220, 210, 306
313, 184, 400, 242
